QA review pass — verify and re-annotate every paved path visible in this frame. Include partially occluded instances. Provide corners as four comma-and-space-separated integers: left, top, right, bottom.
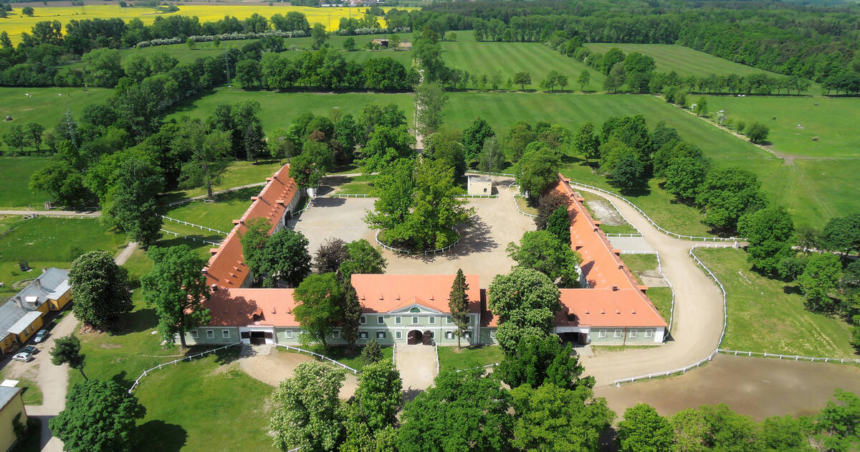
395, 345, 437, 398
0, 210, 100, 217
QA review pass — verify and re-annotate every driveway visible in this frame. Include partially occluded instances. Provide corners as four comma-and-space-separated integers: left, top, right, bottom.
395, 344, 438, 398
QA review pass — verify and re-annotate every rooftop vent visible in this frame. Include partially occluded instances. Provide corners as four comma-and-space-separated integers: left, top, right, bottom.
612, 285, 618, 291
272, 307, 276, 314
600, 308, 605, 314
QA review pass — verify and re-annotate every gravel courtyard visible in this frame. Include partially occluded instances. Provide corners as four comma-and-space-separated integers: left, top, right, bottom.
289, 181, 535, 286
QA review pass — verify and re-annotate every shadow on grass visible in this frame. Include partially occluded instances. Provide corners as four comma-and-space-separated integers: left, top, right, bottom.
111, 370, 134, 389
112, 308, 159, 337
214, 347, 242, 366
138, 420, 188, 452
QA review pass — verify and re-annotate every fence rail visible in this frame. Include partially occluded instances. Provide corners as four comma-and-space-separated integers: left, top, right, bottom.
465, 171, 516, 178
160, 229, 223, 246
329, 193, 371, 198
374, 229, 460, 256
275, 344, 358, 374
455, 363, 499, 373
129, 343, 242, 393
566, 181, 744, 242
512, 194, 537, 219
161, 216, 228, 236
457, 194, 499, 199
434, 343, 440, 376
606, 233, 643, 238
618, 250, 658, 255
656, 252, 677, 336
716, 349, 860, 365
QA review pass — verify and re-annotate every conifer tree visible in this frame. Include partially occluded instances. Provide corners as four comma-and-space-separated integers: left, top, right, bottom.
448, 269, 470, 348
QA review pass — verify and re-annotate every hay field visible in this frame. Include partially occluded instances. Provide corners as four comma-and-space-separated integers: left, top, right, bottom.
0, 5, 413, 45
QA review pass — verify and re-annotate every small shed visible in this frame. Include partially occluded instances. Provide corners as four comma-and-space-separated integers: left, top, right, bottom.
371, 39, 389, 48
467, 176, 493, 196
398, 41, 412, 50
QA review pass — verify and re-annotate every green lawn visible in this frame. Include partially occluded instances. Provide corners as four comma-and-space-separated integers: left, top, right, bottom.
437, 345, 504, 373
514, 196, 538, 216
695, 248, 856, 358
619, 254, 658, 283
443, 31, 605, 92
0, 87, 113, 154
164, 186, 261, 232
647, 287, 673, 329
285, 344, 393, 372
0, 369, 42, 405
330, 175, 377, 195
0, 158, 52, 209
168, 90, 414, 136
159, 160, 284, 203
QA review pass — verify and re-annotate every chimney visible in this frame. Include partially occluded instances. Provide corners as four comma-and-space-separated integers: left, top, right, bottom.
15, 297, 23, 309
35, 279, 41, 289
612, 285, 618, 291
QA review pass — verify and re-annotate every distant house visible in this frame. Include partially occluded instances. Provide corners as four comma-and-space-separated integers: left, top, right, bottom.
371, 38, 389, 48
0, 386, 27, 452
0, 268, 71, 354
467, 175, 493, 196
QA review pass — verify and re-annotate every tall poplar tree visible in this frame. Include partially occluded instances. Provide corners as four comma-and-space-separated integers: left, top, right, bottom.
448, 268, 470, 348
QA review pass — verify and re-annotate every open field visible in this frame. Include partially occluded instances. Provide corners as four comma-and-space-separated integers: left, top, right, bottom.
159, 160, 285, 203
0, 87, 113, 153
164, 186, 262, 232
695, 248, 856, 359
169, 90, 414, 135
437, 345, 504, 372
0, 158, 51, 209
1, 4, 413, 45
699, 95, 860, 158
442, 31, 605, 92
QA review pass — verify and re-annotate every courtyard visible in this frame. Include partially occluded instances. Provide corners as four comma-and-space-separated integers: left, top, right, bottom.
290, 179, 535, 286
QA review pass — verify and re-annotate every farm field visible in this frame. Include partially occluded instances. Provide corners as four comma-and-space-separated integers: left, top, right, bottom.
695, 248, 856, 359
0, 4, 414, 45
169, 89, 414, 134
443, 31, 605, 92
699, 95, 860, 158
0, 158, 52, 208
0, 87, 113, 154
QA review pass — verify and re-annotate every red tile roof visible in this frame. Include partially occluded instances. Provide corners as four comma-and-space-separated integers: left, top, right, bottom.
206, 288, 300, 327
203, 164, 299, 289
351, 274, 482, 314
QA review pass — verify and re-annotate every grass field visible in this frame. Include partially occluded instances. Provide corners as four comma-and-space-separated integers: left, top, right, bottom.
695, 248, 856, 358
443, 31, 605, 92
619, 253, 658, 283
160, 160, 285, 203
0, 87, 113, 153
164, 186, 261, 232
437, 345, 504, 372
0, 158, 52, 209
169, 90, 414, 136
1, 4, 414, 45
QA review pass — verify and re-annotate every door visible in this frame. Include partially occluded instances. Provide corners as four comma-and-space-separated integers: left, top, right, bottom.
407, 330, 422, 345
250, 331, 266, 345
422, 330, 433, 345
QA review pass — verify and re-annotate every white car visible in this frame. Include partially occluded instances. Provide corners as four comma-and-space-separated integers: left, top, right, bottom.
12, 351, 34, 362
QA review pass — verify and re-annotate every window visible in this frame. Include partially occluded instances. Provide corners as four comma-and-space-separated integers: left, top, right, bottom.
206, 330, 215, 339
376, 331, 386, 339
489, 331, 496, 339
411, 316, 418, 325
446, 316, 452, 324
629, 329, 637, 338
333, 330, 340, 339
446, 331, 453, 339
645, 329, 654, 338
191, 330, 199, 339
410, 307, 421, 313
396, 331, 402, 340
222, 330, 230, 339
360, 316, 366, 324
614, 329, 623, 339
464, 332, 471, 339
285, 330, 294, 339
483, 188, 487, 193
359, 331, 368, 339
429, 316, 435, 324
598, 329, 606, 339
395, 316, 402, 325
378, 316, 384, 324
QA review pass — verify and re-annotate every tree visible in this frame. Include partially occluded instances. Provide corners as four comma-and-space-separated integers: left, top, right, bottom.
778, 256, 808, 281
415, 82, 448, 137
358, 125, 415, 174
448, 269, 470, 348
291, 139, 335, 189
507, 231, 580, 288
315, 238, 348, 274
510, 383, 614, 452
2, 124, 27, 152
104, 159, 164, 248
338, 239, 387, 282
83, 48, 124, 88
477, 136, 506, 173
696, 167, 767, 232
746, 122, 770, 144
398, 369, 513, 452
695, 96, 708, 116
258, 229, 312, 288
186, 37, 196, 50
760, 415, 814, 452
424, 128, 466, 179
670, 404, 759, 452
461, 117, 494, 162
24, 122, 44, 151
517, 146, 561, 203
50, 379, 146, 452
513, 72, 531, 90
361, 339, 383, 365
294, 273, 343, 347
343, 37, 356, 51
617, 404, 675, 452
611, 150, 645, 191
738, 207, 795, 274
798, 253, 842, 311
535, 192, 569, 230
340, 284, 363, 349
605, 62, 626, 93
270, 362, 345, 452
664, 156, 708, 202
546, 206, 571, 245
497, 334, 592, 390
22, 6, 34, 16
578, 69, 591, 91
557, 74, 569, 91
175, 122, 230, 201
488, 268, 561, 354
50, 334, 87, 381
311, 23, 328, 50
506, 121, 536, 162
70, 251, 133, 329
816, 389, 860, 452
141, 246, 211, 349
541, 70, 559, 92
351, 360, 402, 433
821, 215, 860, 258
574, 121, 600, 164
240, 217, 271, 285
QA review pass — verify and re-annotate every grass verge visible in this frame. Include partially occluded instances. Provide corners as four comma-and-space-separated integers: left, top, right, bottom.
437, 345, 504, 373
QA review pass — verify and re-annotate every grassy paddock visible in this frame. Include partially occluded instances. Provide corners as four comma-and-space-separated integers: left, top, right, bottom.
695, 248, 856, 358
437, 345, 504, 372
164, 186, 262, 232
0, 159, 51, 209
619, 254, 658, 282
159, 160, 284, 203
647, 287, 673, 328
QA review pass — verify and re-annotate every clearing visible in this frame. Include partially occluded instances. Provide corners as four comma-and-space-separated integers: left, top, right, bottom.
0, 158, 52, 209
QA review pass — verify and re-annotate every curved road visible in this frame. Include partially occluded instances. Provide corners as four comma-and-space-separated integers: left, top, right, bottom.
570, 186, 727, 387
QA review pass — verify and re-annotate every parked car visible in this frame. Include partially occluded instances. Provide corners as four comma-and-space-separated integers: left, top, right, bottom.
12, 351, 34, 362
33, 329, 48, 343
20, 345, 37, 355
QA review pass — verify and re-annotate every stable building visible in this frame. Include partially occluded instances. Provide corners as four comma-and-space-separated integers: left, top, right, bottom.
0, 268, 71, 354
0, 386, 27, 452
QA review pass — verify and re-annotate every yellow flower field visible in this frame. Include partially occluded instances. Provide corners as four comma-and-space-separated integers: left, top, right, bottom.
0, 4, 413, 45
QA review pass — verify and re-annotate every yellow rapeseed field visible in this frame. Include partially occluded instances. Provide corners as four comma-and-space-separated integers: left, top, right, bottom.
0, 5, 413, 45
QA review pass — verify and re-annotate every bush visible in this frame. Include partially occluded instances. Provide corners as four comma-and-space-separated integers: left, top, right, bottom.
361, 339, 383, 365
746, 122, 769, 144
736, 120, 746, 134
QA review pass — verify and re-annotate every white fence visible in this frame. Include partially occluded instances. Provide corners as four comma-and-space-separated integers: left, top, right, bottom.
329, 193, 371, 198
374, 229, 461, 256
606, 233, 643, 238
618, 250, 658, 255
465, 171, 516, 178
455, 363, 499, 373
129, 343, 242, 393
434, 343, 440, 376
512, 194, 537, 219
275, 344, 358, 374
656, 252, 677, 336
566, 181, 744, 242
717, 349, 860, 365
392, 343, 396, 364
160, 229, 223, 247
161, 216, 228, 236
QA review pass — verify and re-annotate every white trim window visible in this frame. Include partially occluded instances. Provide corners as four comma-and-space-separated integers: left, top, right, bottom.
360, 316, 366, 324
598, 329, 607, 339
359, 331, 368, 339
396, 331, 402, 340
489, 331, 496, 339
614, 329, 623, 339
191, 330, 199, 339
411, 316, 419, 325
446, 316, 452, 324
629, 329, 637, 338
222, 330, 230, 339
206, 330, 215, 339
376, 331, 386, 339
395, 316, 402, 325
285, 330, 294, 339
378, 316, 384, 324
645, 329, 654, 338
446, 331, 454, 339
429, 316, 436, 324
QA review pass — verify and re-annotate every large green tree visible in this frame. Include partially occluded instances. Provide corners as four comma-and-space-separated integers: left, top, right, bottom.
617, 404, 675, 452
497, 334, 593, 390
798, 253, 843, 312
738, 207, 795, 275
664, 156, 708, 203
293, 273, 343, 347
517, 146, 561, 203
141, 245, 212, 349
816, 389, 860, 452
696, 167, 767, 232
103, 158, 164, 248
50, 379, 147, 452
358, 125, 415, 174
821, 214, 860, 258
50, 334, 88, 381
239, 217, 271, 285
461, 117, 495, 162
338, 239, 387, 282
546, 206, 572, 245
488, 267, 562, 354
398, 369, 513, 452
258, 229, 312, 288
424, 128, 466, 179
270, 362, 345, 452
507, 230, 581, 288
415, 82, 449, 137
174, 119, 231, 201
574, 121, 600, 164
70, 251, 133, 329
